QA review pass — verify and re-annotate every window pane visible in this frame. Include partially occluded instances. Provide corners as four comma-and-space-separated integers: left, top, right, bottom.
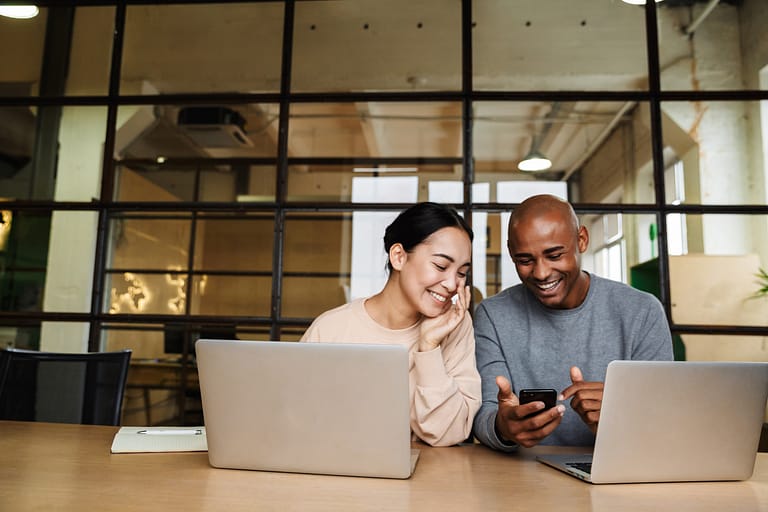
0, 7, 114, 97
108, 215, 192, 271
39, 321, 91, 352
662, 101, 767, 205
0, 211, 49, 313
68, 7, 114, 95
473, 0, 648, 91
0, 9, 46, 97
102, 324, 192, 426
103, 324, 164, 359
0, 105, 36, 198
286, 164, 460, 202
193, 215, 274, 271
678, 334, 768, 364
0, 106, 106, 201
115, 164, 277, 203
282, 276, 349, 319
473, 101, 654, 204
667, 215, 768, 327
288, 102, 461, 158
283, 213, 350, 318
105, 272, 181, 315
659, 1, 766, 91
292, 0, 461, 92
122, 3, 283, 95
2, 209, 97, 315
191, 275, 271, 317
667, 214, 768, 260
0, 323, 39, 350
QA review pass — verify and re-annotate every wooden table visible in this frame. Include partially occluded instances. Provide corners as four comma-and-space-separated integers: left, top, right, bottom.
1, 421, 766, 511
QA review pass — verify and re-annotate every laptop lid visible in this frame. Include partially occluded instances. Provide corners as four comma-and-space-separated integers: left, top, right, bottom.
538, 360, 768, 484
195, 339, 416, 479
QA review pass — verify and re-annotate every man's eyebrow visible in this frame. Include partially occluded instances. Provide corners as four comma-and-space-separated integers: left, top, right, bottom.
542, 245, 566, 255
513, 246, 566, 259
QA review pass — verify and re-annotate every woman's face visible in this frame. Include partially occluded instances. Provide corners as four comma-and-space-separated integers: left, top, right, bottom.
392, 226, 472, 318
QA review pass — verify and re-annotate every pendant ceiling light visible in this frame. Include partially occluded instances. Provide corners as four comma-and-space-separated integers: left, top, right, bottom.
518, 102, 560, 173
518, 150, 552, 172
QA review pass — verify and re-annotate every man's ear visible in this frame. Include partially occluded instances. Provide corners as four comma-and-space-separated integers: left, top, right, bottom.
577, 225, 589, 253
389, 243, 407, 271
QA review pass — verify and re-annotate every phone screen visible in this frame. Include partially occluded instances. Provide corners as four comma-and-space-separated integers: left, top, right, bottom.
519, 388, 557, 417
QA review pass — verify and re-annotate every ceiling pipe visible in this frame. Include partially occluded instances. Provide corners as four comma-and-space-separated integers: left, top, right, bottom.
561, 101, 636, 182
682, 0, 720, 36
518, 102, 561, 172
530, 101, 561, 154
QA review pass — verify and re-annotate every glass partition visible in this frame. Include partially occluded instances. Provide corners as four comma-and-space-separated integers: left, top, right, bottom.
659, 1, 766, 91
473, 101, 654, 204
0, 9, 46, 97
666, 213, 768, 328
473, 0, 648, 91
287, 102, 462, 158
121, 3, 284, 95
282, 213, 351, 319
661, 101, 767, 206
293, 0, 461, 92
0, 106, 107, 201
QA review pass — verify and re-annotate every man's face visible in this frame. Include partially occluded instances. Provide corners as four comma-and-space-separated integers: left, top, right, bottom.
507, 213, 589, 309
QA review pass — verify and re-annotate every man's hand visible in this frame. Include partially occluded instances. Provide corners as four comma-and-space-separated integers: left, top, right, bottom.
418, 285, 471, 352
560, 366, 604, 434
494, 376, 564, 448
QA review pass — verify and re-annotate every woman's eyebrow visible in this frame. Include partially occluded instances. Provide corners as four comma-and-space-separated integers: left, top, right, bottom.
433, 253, 471, 268
431, 252, 455, 262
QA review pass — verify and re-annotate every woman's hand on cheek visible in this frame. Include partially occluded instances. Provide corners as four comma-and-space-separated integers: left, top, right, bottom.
417, 285, 471, 352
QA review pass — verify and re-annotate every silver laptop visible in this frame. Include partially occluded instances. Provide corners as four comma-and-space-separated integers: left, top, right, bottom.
537, 360, 768, 484
195, 339, 419, 479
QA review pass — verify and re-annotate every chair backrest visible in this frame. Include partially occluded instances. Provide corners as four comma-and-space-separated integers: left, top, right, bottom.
0, 348, 132, 426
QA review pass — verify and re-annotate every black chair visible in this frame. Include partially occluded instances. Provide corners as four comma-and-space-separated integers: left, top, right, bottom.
0, 348, 132, 426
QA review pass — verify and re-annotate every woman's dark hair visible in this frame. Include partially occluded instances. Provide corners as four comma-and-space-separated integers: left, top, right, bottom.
383, 202, 473, 272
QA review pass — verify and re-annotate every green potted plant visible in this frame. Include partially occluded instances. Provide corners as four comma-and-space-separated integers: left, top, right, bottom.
755, 267, 768, 299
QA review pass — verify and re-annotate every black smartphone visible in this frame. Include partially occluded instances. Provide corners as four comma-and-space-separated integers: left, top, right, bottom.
518, 388, 557, 418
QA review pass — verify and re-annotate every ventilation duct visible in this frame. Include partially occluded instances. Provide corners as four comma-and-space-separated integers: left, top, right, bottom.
177, 107, 254, 149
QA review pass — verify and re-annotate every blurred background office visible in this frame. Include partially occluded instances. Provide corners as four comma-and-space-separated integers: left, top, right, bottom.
0, 0, 766, 425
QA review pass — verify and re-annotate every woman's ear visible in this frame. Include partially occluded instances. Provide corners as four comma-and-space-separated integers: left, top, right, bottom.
389, 243, 407, 271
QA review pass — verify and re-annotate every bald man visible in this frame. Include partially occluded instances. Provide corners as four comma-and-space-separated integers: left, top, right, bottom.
472, 195, 673, 449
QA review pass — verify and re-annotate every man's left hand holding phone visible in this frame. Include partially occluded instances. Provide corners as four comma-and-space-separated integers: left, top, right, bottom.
494, 376, 565, 448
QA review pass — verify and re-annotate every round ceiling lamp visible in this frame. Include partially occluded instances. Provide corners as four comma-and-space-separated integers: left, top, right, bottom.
517, 150, 552, 172
0, 6, 39, 19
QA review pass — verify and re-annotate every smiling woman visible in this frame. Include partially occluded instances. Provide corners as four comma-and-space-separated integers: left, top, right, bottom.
300, 202, 481, 447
